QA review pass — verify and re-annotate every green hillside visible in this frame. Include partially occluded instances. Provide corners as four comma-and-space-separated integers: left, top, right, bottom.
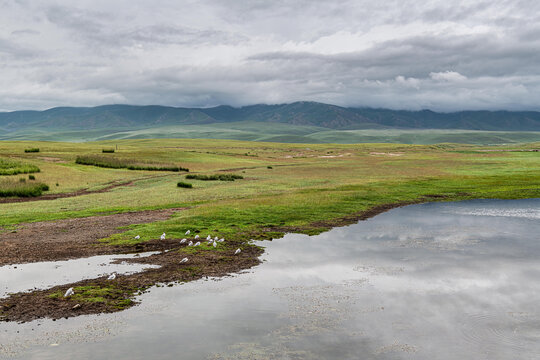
2, 102, 540, 144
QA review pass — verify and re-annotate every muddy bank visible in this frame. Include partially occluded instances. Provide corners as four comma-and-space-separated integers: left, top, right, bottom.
0, 241, 262, 323
0, 208, 186, 266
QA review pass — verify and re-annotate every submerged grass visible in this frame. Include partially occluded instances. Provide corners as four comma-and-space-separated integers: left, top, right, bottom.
48, 284, 135, 308
75, 154, 189, 172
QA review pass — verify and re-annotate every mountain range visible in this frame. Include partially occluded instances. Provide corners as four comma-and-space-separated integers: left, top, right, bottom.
1, 102, 540, 144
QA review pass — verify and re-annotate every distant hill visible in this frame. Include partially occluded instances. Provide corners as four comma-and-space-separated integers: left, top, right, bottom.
1, 102, 540, 144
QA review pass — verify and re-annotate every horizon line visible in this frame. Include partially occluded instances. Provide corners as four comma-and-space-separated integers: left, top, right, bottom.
2, 101, 540, 114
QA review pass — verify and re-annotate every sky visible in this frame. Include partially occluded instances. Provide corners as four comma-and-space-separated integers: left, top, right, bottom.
1, 0, 539, 112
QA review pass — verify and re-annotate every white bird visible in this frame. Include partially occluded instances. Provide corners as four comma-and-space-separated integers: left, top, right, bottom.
108, 273, 116, 280
188, 241, 193, 246
213, 241, 217, 248
160, 233, 166, 240
218, 238, 225, 242
185, 230, 190, 235
234, 248, 241, 255
206, 235, 211, 240
194, 234, 200, 239
214, 236, 218, 241
134, 235, 140, 240
180, 238, 187, 244
180, 257, 188, 263
64, 287, 74, 297
194, 241, 201, 246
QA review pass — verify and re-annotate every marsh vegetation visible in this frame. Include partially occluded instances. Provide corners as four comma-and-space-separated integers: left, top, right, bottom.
75, 154, 188, 172
0, 158, 40, 175
0, 178, 49, 197
185, 174, 243, 181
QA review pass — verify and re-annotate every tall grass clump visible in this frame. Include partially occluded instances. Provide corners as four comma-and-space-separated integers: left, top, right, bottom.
0, 158, 40, 175
185, 174, 243, 181
75, 155, 189, 172
177, 181, 193, 188
0, 179, 49, 197
102, 149, 115, 153
24, 148, 40, 153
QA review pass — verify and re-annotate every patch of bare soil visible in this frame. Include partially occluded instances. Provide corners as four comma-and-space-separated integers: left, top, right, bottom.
369, 152, 404, 156
37, 156, 67, 163
0, 208, 186, 266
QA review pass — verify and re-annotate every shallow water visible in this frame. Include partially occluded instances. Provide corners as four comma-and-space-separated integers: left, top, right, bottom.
0, 252, 161, 298
1, 199, 539, 359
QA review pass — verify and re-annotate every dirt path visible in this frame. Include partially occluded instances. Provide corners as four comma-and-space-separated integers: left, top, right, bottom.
0, 208, 186, 265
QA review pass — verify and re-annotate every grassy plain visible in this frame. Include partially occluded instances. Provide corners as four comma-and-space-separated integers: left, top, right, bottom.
0, 139, 538, 237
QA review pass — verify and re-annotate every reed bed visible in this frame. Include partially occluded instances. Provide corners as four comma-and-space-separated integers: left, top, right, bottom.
0, 158, 40, 175
75, 155, 188, 172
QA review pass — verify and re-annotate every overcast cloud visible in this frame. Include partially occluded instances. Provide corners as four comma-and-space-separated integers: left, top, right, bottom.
1, 0, 539, 111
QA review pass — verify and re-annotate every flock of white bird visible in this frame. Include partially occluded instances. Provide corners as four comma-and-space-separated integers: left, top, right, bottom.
64, 229, 242, 297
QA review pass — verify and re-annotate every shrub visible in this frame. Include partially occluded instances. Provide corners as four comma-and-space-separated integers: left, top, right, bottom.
177, 181, 193, 188
0, 179, 50, 197
24, 148, 40, 153
267, 166, 273, 169
102, 149, 115, 153
185, 174, 243, 181
75, 155, 189, 172
0, 158, 40, 175
28, 174, 35, 180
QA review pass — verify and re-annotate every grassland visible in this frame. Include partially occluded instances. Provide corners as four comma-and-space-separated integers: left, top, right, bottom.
0, 139, 538, 227
0, 138, 538, 321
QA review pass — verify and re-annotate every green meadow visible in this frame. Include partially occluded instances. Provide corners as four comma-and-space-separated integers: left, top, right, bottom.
0, 139, 538, 243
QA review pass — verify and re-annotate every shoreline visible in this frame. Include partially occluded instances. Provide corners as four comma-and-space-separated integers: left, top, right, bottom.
0, 193, 529, 323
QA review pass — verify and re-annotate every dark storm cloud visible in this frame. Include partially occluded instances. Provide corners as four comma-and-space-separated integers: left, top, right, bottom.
0, 0, 539, 111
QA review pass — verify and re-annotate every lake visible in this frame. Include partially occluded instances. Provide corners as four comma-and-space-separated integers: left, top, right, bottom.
1, 199, 539, 359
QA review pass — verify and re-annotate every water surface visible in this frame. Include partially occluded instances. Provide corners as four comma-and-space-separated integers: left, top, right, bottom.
1, 199, 539, 359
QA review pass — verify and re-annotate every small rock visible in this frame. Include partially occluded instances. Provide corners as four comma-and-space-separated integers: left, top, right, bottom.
72, 304, 81, 310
